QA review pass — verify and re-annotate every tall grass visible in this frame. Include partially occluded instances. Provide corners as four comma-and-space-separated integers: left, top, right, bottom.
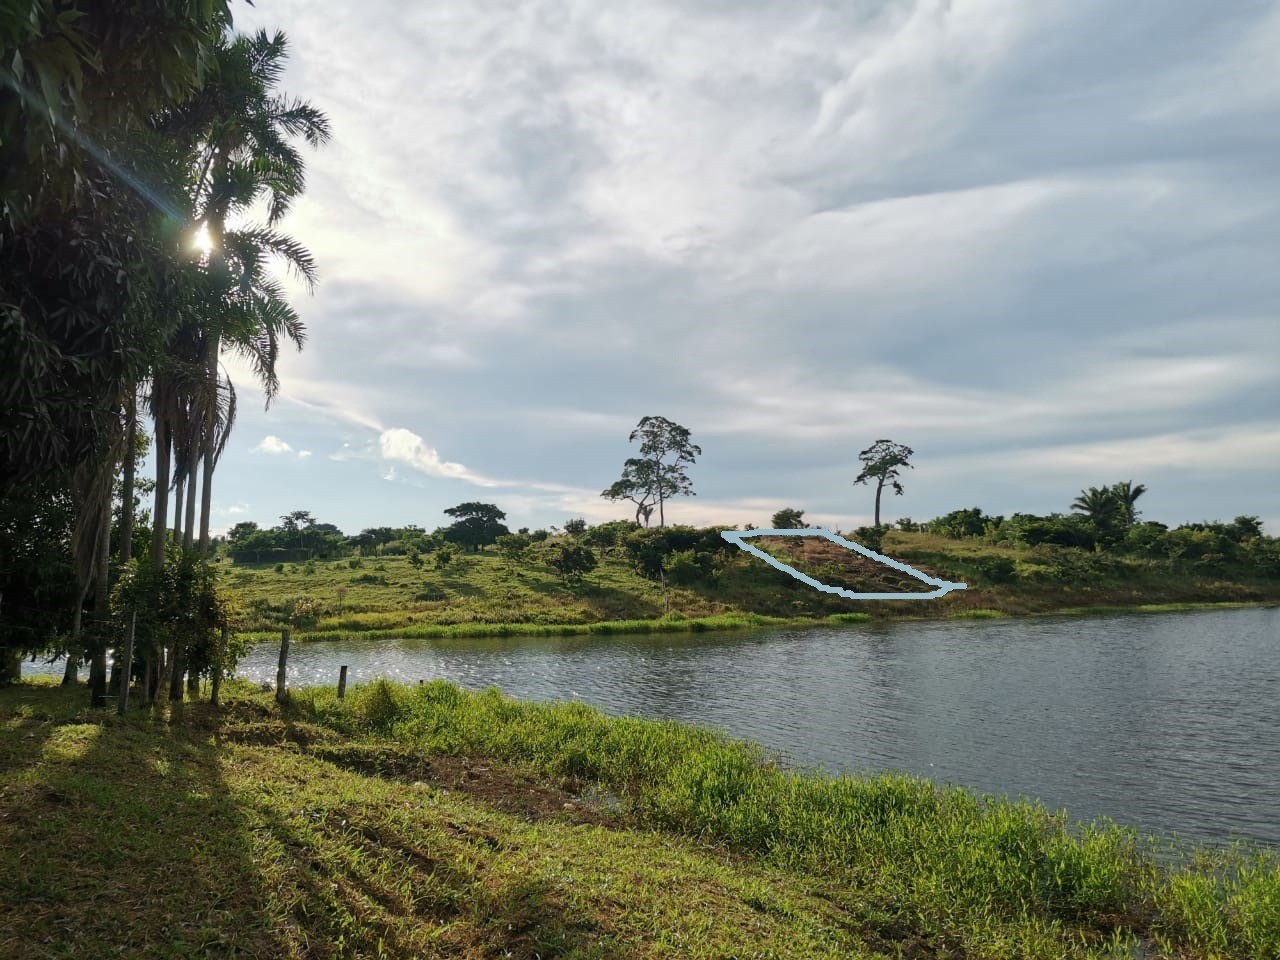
240, 611, 866, 644
291, 678, 1280, 958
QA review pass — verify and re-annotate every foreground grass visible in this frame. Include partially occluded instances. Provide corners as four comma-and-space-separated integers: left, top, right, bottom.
3, 680, 1277, 959
225, 532, 1280, 642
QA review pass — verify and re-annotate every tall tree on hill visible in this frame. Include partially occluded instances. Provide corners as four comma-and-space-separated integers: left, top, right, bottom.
443, 503, 509, 552
602, 416, 700, 527
853, 440, 913, 527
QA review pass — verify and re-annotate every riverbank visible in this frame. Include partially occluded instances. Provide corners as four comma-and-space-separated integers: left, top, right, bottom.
2, 678, 1276, 959
226, 530, 1280, 643
238, 600, 1279, 644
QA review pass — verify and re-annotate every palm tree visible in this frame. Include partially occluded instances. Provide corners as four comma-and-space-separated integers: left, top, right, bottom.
164, 29, 328, 558
1111, 480, 1147, 527
1072, 486, 1122, 551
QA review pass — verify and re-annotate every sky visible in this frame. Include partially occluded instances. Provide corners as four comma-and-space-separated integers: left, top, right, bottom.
209, 0, 1280, 537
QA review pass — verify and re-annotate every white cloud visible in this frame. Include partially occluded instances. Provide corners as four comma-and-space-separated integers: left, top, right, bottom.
251, 435, 294, 455
298, 450, 313, 459
378, 427, 500, 487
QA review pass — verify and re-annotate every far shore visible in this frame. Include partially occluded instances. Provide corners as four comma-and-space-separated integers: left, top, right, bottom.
240, 598, 1280, 644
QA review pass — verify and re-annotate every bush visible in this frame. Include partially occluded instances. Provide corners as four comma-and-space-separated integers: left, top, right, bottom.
348, 557, 364, 569
583, 519, 637, 549
663, 548, 716, 586
971, 556, 1016, 585
542, 540, 598, 584
274, 562, 284, 573
563, 517, 587, 537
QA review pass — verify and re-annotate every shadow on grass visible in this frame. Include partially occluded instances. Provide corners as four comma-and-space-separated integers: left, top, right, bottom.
0, 682, 632, 960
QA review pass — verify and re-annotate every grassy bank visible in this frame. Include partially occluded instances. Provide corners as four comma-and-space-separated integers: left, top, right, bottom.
223, 531, 1280, 642
3, 679, 1276, 959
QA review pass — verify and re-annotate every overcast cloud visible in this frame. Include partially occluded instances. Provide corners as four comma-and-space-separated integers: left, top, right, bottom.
211, 0, 1280, 536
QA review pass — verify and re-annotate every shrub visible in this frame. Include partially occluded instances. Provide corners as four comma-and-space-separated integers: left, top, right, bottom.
563, 517, 587, 537
663, 548, 715, 586
972, 556, 1016, 584
542, 540, 598, 584
273, 562, 284, 573
348, 557, 364, 569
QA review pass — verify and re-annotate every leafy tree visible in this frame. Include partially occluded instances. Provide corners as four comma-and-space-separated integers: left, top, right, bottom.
1230, 515, 1264, 542
771, 508, 808, 529
563, 517, 587, 537
442, 502, 508, 552
929, 507, 995, 540
279, 510, 314, 549
542, 541, 598, 584
853, 439, 914, 527
602, 416, 700, 527
227, 521, 260, 544
496, 532, 532, 566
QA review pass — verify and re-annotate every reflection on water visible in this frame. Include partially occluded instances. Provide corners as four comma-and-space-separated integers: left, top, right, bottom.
26, 606, 1280, 845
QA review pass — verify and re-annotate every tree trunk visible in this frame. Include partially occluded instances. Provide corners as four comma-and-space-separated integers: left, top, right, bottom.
150, 416, 171, 567
874, 479, 885, 527
198, 335, 220, 557
0, 648, 20, 685
182, 446, 198, 554
89, 481, 112, 707
172, 470, 185, 549
119, 391, 136, 566
61, 582, 89, 685
168, 641, 186, 704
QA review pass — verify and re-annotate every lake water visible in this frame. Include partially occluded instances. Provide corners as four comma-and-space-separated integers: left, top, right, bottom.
26, 607, 1279, 846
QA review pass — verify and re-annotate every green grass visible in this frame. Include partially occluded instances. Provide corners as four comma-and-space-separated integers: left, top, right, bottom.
4, 678, 1275, 959
219, 533, 1280, 642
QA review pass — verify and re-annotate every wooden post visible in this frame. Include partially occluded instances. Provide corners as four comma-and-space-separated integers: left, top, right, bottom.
275, 628, 290, 704
337, 665, 348, 700
117, 612, 136, 716
210, 624, 228, 707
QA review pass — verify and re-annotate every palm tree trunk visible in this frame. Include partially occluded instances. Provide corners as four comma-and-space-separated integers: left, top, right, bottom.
182, 446, 198, 554
198, 334, 220, 556
89, 480, 112, 707
874, 479, 884, 527
151, 415, 171, 567
120, 391, 136, 566
61, 582, 89, 686
172, 469, 185, 549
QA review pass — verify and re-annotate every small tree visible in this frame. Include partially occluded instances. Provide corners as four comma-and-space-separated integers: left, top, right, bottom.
543, 541, 598, 584
853, 440, 914, 527
602, 416, 700, 527
563, 517, 587, 537
771, 507, 807, 529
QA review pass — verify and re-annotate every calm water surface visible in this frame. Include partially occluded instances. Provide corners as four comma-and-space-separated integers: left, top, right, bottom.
31, 607, 1278, 845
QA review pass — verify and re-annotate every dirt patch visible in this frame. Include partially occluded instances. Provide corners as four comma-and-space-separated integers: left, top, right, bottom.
306, 741, 627, 828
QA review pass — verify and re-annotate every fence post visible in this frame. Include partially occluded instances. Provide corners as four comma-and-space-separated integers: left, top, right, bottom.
275, 628, 290, 704
337, 664, 348, 700
117, 612, 136, 716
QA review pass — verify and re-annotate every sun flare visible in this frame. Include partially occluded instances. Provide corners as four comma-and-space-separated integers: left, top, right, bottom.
192, 222, 213, 256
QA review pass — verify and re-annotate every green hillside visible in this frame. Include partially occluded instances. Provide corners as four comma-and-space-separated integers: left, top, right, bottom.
224, 530, 1280, 643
